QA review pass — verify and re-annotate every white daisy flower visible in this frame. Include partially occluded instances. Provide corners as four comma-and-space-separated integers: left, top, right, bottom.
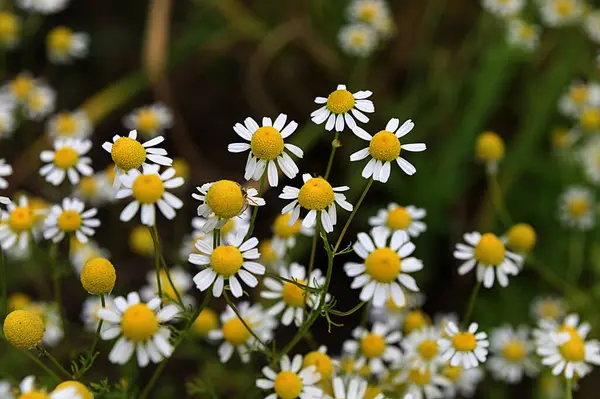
81, 295, 115, 332
140, 265, 195, 308
369, 292, 426, 328
453, 232, 523, 288
343, 322, 403, 374
228, 114, 303, 187
1, 72, 35, 105
117, 164, 184, 226
530, 296, 566, 321
558, 82, 600, 118
0, 159, 12, 189
25, 83, 55, 121
192, 180, 265, 233
17, 0, 70, 14
40, 138, 93, 185
558, 186, 595, 230
261, 263, 326, 326
47, 110, 92, 139
0, 105, 16, 139
0, 196, 42, 250
47, 26, 89, 64
270, 213, 313, 254
539, 0, 583, 27
440, 363, 484, 398
345, 226, 423, 308
190, 233, 265, 298
482, 0, 525, 17
338, 23, 378, 58
310, 84, 374, 132
70, 239, 110, 273
256, 354, 322, 399
43, 197, 99, 244
348, 0, 390, 25
488, 325, 538, 383
351, 118, 426, 180
325, 376, 383, 399
368, 203, 427, 238
98, 292, 179, 367
279, 173, 353, 233
124, 103, 173, 138
580, 135, 600, 184
438, 322, 489, 370
402, 326, 443, 373
393, 364, 451, 399
15, 376, 79, 399
102, 129, 173, 189
0, 379, 13, 399
506, 19, 541, 52
208, 302, 276, 363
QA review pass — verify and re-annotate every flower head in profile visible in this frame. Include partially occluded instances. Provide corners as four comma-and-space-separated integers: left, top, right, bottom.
0, 11, 21, 49
228, 114, 303, 187
488, 325, 538, 383
17, 0, 70, 14
256, 354, 322, 399
506, 19, 540, 52
338, 23, 378, 58
558, 186, 595, 230
368, 203, 426, 238
47, 26, 89, 64
311, 84, 374, 132
124, 103, 173, 138
40, 138, 93, 185
47, 110, 92, 139
14, 376, 81, 399
43, 197, 99, 244
343, 322, 403, 374
482, 0, 524, 17
438, 322, 489, 369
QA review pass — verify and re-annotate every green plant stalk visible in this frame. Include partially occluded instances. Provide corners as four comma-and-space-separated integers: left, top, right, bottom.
0, 246, 6, 321
334, 178, 373, 253
488, 171, 512, 228
568, 231, 585, 284
305, 231, 319, 283
149, 225, 185, 309
245, 173, 267, 241
461, 280, 482, 329
223, 291, 272, 358
36, 345, 72, 379
323, 132, 340, 180
263, 272, 320, 293
565, 377, 572, 399
22, 349, 61, 382
87, 294, 105, 360
49, 242, 67, 332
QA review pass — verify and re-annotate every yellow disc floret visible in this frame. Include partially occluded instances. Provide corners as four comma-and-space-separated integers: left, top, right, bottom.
539, 301, 560, 319
9, 207, 34, 232
417, 339, 439, 360
327, 89, 355, 114
506, 223, 536, 253
408, 368, 431, 386
47, 26, 73, 55
298, 177, 334, 211
474, 233, 506, 266
357, 2, 378, 23
568, 84, 588, 106
303, 351, 334, 379
192, 308, 218, 336
111, 137, 147, 171
222, 318, 251, 345
274, 371, 303, 399
129, 226, 154, 256
360, 333, 386, 358
80, 257, 116, 294
3, 309, 45, 349
53, 146, 79, 169
250, 126, 284, 161
121, 304, 159, 342
475, 131, 505, 163
10, 74, 33, 101
206, 180, 245, 219
135, 109, 159, 133
54, 113, 77, 136
273, 213, 302, 238
452, 332, 477, 352
0, 12, 19, 46
386, 206, 411, 230
568, 196, 590, 218
54, 381, 93, 399
442, 364, 462, 382
369, 130, 401, 162
210, 245, 244, 276
502, 340, 527, 362
132, 174, 164, 204
57, 210, 82, 232
282, 280, 307, 307
364, 247, 401, 283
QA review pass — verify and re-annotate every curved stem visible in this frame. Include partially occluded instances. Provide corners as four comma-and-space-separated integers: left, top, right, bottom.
333, 179, 373, 253
22, 350, 61, 382
245, 173, 267, 241
263, 272, 320, 293
149, 225, 185, 309
36, 345, 71, 379
461, 280, 481, 329
49, 243, 66, 333
328, 301, 366, 317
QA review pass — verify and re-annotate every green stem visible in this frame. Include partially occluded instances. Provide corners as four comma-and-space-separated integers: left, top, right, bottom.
333, 178, 373, 253
323, 132, 340, 180
487, 171, 512, 228
49, 243, 66, 332
245, 173, 267, 241
263, 272, 320, 293
223, 291, 272, 358
565, 377, 572, 399
306, 228, 319, 282
568, 231, 585, 284
461, 280, 482, 329
36, 345, 71, 379
148, 225, 185, 309
328, 301, 366, 317
0, 246, 6, 321
360, 302, 369, 328
22, 350, 61, 382
88, 294, 105, 359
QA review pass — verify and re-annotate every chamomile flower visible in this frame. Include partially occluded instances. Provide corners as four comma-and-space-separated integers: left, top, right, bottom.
338, 23, 378, 57
98, 292, 179, 367
401, 309, 433, 335
559, 82, 598, 118
140, 266, 194, 308
506, 19, 540, 51
0, 196, 41, 250
17, 0, 70, 14
393, 365, 451, 399
70, 239, 110, 273
271, 213, 312, 254
81, 295, 115, 332
368, 203, 427, 238
102, 129, 173, 189
15, 376, 80, 399
2, 72, 34, 105
40, 138, 93, 185
209, 302, 276, 363
402, 326, 443, 372
343, 323, 403, 374
190, 233, 265, 298
259, 239, 285, 270
440, 363, 484, 398
0, 11, 20, 49
46, 26, 89, 64
438, 322, 489, 369
124, 103, 173, 138
351, 118, 426, 180
43, 198, 99, 244
345, 227, 423, 308
530, 296, 566, 321
256, 354, 322, 399
453, 232, 523, 288
558, 186, 595, 230
539, 0, 583, 26
192, 180, 265, 232
348, 0, 390, 25
25, 83, 55, 121
326, 376, 382, 399
488, 325, 538, 383
192, 308, 219, 338
483, 0, 524, 17
0, 159, 12, 189
310, 84, 374, 132
129, 225, 154, 257
279, 173, 353, 233
261, 263, 325, 326
0, 105, 15, 139
191, 208, 250, 245
475, 131, 504, 174
117, 164, 184, 226
47, 110, 92, 139
370, 292, 426, 328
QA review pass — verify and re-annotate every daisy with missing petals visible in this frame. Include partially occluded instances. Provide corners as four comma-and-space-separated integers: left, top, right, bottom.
310, 84, 374, 132
488, 325, 538, 383
368, 203, 426, 238
140, 266, 194, 308
192, 180, 265, 233
558, 186, 595, 230
530, 296, 566, 321
98, 292, 179, 367
0, 159, 12, 189
438, 322, 489, 369
0, 196, 40, 250
261, 263, 325, 326
326, 376, 383, 399
15, 376, 79, 399
102, 129, 173, 189
345, 227, 423, 308
124, 103, 173, 138
46, 26, 89, 64
256, 354, 322, 399
343, 323, 403, 374
279, 173, 353, 233
43, 198, 99, 244
482, 0, 524, 17
453, 232, 523, 288
190, 233, 265, 298
117, 164, 184, 226
40, 138, 93, 185
401, 326, 443, 372
393, 364, 451, 399
228, 114, 303, 187
338, 24, 378, 58
351, 118, 426, 180
47, 110, 92, 139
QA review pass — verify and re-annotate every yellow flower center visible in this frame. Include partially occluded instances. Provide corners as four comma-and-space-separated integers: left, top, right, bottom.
9, 207, 34, 232
210, 245, 244, 277
54, 113, 77, 136
360, 333, 386, 358
53, 146, 80, 169
408, 368, 432, 386
78, 176, 98, 198
473, 233, 506, 266
350, 31, 367, 46
558, 326, 585, 362
27, 92, 45, 111
519, 25, 535, 40
555, 0, 573, 16
48, 26, 73, 54
568, 197, 590, 218
259, 240, 280, 264
369, 130, 401, 162
57, 210, 82, 232
452, 332, 477, 352
130, 226, 154, 256
403, 310, 430, 334
417, 339, 439, 360
3, 309, 45, 349
274, 371, 303, 399
386, 206, 412, 230
303, 351, 334, 379
273, 213, 302, 238
297, 177, 335, 211
475, 131, 505, 163
132, 174, 164, 204
580, 108, 600, 130
282, 280, 307, 307
206, 180, 245, 219
192, 308, 218, 336
0, 12, 18, 44
507, 223, 536, 253
250, 126, 284, 161
18, 392, 49, 399
111, 137, 147, 171
569, 85, 588, 105
326, 89, 355, 114
539, 301, 560, 319
54, 381, 94, 399
364, 247, 401, 283
502, 339, 527, 362
135, 109, 159, 133
80, 258, 116, 295
358, 3, 378, 22
222, 317, 251, 345
10, 75, 33, 101
442, 365, 463, 382
120, 304, 159, 343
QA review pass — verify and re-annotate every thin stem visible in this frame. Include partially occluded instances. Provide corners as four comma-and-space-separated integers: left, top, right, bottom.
360, 303, 369, 328
323, 132, 340, 180
0, 246, 6, 321
22, 350, 61, 382
49, 243, 66, 331
565, 377, 572, 399
88, 294, 105, 358
333, 179, 373, 253
487, 171, 512, 228
306, 229, 319, 281
150, 226, 163, 308
328, 301, 366, 317
223, 291, 272, 358
461, 280, 482, 329
149, 225, 185, 309
263, 272, 320, 293
568, 231, 585, 284
245, 173, 267, 241
36, 345, 71, 379
214, 228, 221, 248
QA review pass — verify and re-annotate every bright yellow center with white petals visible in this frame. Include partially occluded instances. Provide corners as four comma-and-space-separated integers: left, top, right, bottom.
403, 310, 430, 334
53, 146, 79, 169
282, 280, 307, 307
9, 207, 34, 232
442, 365, 463, 382
408, 368, 431, 386
386, 206, 411, 230
568, 197, 590, 218
206, 180, 245, 219
569, 85, 588, 105
417, 339, 439, 360
259, 240, 280, 264
210, 245, 243, 276
360, 333, 386, 358
0, 12, 18, 44
250, 126, 284, 161
474, 233, 505, 266
298, 177, 334, 211
303, 351, 334, 379
580, 108, 600, 130
222, 318, 251, 345
57, 210, 82, 232
111, 137, 147, 171
326, 89, 355, 114
364, 247, 401, 283
539, 301, 560, 319
502, 339, 526, 362
507, 223, 536, 253
475, 131, 505, 163
48, 26, 73, 55
273, 213, 302, 237
452, 332, 477, 352
274, 371, 303, 399
369, 130, 401, 162
132, 174, 164, 204
54, 113, 77, 136
27, 92, 45, 112
78, 176, 98, 197
120, 304, 159, 343
558, 326, 585, 362
135, 109, 159, 132
18, 392, 49, 399
10, 75, 33, 101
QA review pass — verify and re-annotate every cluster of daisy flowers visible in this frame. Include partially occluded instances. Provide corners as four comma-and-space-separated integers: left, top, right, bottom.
338, 0, 395, 58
